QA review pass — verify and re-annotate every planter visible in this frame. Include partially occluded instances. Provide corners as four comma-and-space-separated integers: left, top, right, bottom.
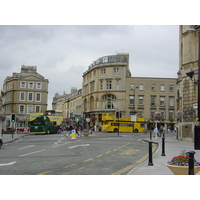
166, 163, 200, 175
83, 132, 89, 137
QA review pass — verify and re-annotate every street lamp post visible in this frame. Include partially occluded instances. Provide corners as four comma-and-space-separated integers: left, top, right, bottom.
195, 28, 200, 150
188, 28, 200, 149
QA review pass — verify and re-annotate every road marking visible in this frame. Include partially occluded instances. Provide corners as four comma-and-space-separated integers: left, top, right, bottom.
105, 151, 111, 154
96, 154, 103, 157
19, 149, 46, 157
19, 145, 35, 150
64, 164, 77, 168
120, 149, 139, 155
68, 144, 90, 149
38, 170, 54, 175
84, 158, 94, 162
112, 145, 158, 175
53, 142, 71, 148
0, 161, 17, 167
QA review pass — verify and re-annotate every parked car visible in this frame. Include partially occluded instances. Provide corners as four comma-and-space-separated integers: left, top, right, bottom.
0, 137, 3, 149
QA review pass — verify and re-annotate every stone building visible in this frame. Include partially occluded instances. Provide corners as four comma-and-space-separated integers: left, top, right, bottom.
177, 25, 200, 141
53, 53, 177, 130
1, 65, 49, 128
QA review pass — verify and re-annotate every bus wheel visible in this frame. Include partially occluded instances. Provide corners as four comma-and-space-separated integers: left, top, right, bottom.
114, 128, 118, 133
134, 129, 138, 133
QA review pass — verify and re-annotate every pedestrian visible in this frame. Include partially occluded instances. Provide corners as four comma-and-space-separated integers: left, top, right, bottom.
79, 125, 83, 137
89, 126, 92, 134
158, 126, 163, 137
68, 124, 73, 138
153, 126, 158, 137
75, 126, 80, 136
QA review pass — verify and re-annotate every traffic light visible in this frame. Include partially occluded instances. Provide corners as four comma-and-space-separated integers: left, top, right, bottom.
115, 111, 120, 119
71, 117, 75, 121
11, 113, 16, 122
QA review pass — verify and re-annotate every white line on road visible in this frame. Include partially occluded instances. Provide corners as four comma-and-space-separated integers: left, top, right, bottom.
0, 161, 17, 167
68, 144, 90, 149
19, 149, 46, 157
53, 142, 71, 148
18, 145, 35, 150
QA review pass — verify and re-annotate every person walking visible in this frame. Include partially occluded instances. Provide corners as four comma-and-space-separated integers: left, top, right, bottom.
153, 126, 158, 140
68, 124, 73, 138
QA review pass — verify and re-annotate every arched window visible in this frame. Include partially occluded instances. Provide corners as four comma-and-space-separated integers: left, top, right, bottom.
102, 94, 117, 110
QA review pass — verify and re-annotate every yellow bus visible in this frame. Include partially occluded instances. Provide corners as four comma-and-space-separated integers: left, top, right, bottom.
101, 113, 145, 133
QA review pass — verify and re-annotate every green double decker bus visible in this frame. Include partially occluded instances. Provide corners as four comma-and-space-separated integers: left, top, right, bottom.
29, 115, 57, 134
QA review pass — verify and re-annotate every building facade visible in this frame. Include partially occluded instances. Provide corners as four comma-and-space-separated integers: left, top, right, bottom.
53, 53, 177, 130
177, 25, 200, 141
1, 65, 49, 128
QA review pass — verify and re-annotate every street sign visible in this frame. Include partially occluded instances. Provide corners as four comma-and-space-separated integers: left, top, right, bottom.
131, 115, 136, 122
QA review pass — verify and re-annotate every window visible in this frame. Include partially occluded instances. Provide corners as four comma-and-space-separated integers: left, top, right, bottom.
160, 85, 165, 91
137, 110, 143, 115
102, 94, 116, 110
19, 105, 25, 114
90, 82, 94, 92
169, 111, 174, 119
139, 96, 144, 105
106, 80, 112, 90
20, 92, 25, 101
28, 82, 34, 89
169, 96, 174, 106
101, 69, 106, 74
151, 84, 156, 91
130, 84, 134, 90
151, 96, 156, 106
27, 105, 33, 114
103, 57, 108, 63
20, 81, 26, 88
35, 106, 41, 113
28, 92, 33, 101
100, 80, 103, 90
160, 96, 165, 106
169, 85, 174, 91
113, 68, 119, 74
36, 93, 41, 102
130, 95, 134, 105
139, 84, 144, 91
160, 111, 165, 118
36, 82, 42, 89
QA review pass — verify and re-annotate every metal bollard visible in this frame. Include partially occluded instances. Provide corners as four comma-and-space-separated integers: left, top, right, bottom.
161, 136, 166, 156
188, 150, 195, 175
148, 141, 153, 166
150, 131, 152, 140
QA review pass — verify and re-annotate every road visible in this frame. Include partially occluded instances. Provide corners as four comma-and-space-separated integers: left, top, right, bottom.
0, 131, 158, 175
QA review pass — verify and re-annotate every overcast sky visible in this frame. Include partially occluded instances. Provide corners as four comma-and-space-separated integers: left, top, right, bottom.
0, 25, 179, 109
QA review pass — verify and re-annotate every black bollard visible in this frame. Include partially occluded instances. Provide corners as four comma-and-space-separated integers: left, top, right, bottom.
161, 136, 166, 156
148, 141, 153, 166
188, 150, 195, 175
150, 131, 152, 140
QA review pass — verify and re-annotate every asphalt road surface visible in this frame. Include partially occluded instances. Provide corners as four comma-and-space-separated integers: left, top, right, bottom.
0, 132, 158, 175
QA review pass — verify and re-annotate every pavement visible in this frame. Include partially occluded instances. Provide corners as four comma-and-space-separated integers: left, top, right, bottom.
1, 131, 200, 175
